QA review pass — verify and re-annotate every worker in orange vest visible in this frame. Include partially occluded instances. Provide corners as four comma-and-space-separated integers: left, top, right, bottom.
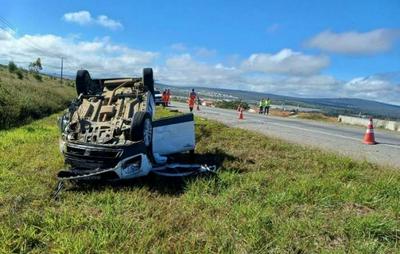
166, 89, 171, 106
162, 89, 168, 107
188, 89, 197, 112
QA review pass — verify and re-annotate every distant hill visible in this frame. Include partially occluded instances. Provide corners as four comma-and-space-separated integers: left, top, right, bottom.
297, 98, 400, 120
155, 83, 400, 120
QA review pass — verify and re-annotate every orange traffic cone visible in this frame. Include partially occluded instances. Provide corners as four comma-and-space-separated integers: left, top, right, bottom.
363, 117, 377, 145
238, 107, 244, 120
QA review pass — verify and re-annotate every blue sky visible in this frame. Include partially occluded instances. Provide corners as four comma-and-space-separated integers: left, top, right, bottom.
1, 0, 400, 104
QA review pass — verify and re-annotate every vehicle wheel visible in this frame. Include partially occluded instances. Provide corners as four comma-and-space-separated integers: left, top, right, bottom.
189, 149, 195, 161
130, 112, 152, 148
143, 68, 154, 96
76, 70, 91, 95
76, 70, 102, 96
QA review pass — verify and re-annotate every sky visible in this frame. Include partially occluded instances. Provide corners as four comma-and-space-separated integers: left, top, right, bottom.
1, 0, 400, 105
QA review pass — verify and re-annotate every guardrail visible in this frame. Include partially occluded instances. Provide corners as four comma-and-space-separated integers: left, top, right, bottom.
338, 115, 400, 132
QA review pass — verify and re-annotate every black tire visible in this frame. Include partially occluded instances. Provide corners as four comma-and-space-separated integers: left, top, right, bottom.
75, 70, 102, 96
76, 70, 91, 95
189, 149, 195, 162
130, 112, 152, 148
143, 68, 154, 96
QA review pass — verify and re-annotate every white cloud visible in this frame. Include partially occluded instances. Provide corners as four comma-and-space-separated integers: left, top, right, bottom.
159, 53, 340, 97
306, 29, 400, 55
170, 44, 216, 58
159, 53, 399, 104
342, 75, 400, 104
63, 11, 92, 25
0, 28, 15, 41
170, 43, 187, 51
96, 15, 123, 30
241, 74, 340, 97
241, 48, 329, 76
63, 11, 123, 30
160, 54, 244, 88
195, 47, 217, 58
1, 30, 398, 105
0, 31, 157, 77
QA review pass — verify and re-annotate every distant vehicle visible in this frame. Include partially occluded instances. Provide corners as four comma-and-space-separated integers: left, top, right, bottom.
154, 90, 163, 105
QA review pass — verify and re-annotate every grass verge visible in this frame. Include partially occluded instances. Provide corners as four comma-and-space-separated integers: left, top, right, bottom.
0, 107, 399, 253
0, 64, 75, 129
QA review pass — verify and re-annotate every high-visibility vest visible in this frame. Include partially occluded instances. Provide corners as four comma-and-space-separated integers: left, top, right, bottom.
265, 100, 271, 107
259, 100, 264, 107
162, 92, 168, 102
188, 98, 195, 107
188, 93, 196, 107
166, 91, 171, 101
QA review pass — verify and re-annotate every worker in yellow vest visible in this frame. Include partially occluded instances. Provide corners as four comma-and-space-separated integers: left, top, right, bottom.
264, 98, 271, 115
259, 99, 265, 114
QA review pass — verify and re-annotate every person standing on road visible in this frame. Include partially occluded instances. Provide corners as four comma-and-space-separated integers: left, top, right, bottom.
259, 99, 265, 114
166, 89, 171, 106
197, 95, 201, 111
162, 89, 168, 108
188, 89, 197, 112
264, 98, 271, 115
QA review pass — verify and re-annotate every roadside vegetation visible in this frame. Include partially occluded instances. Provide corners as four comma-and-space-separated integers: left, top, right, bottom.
214, 100, 250, 110
245, 105, 338, 123
0, 107, 399, 253
296, 111, 337, 122
0, 63, 75, 129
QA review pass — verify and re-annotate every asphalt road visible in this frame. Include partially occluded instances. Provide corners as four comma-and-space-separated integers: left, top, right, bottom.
172, 102, 400, 169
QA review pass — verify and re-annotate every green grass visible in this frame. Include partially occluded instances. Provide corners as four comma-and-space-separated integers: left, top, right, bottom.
0, 107, 399, 253
0, 65, 75, 129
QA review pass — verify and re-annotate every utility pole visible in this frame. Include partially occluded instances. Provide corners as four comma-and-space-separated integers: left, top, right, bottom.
60, 57, 63, 84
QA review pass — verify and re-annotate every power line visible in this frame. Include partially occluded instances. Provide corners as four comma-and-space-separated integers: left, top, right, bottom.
0, 16, 78, 81
0, 16, 16, 31
0, 17, 62, 59
0, 16, 86, 76
0, 26, 60, 60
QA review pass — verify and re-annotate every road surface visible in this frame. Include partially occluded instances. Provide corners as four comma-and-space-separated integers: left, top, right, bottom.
172, 102, 400, 169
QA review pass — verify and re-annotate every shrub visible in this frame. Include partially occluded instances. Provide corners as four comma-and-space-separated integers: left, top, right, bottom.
215, 100, 250, 110
29, 58, 42, 73
8, 61, 17, 73
16, 70, 24, 79
33, 73, 43, 81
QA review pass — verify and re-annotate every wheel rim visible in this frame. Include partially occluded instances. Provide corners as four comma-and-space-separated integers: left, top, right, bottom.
143, 118, 152, 147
